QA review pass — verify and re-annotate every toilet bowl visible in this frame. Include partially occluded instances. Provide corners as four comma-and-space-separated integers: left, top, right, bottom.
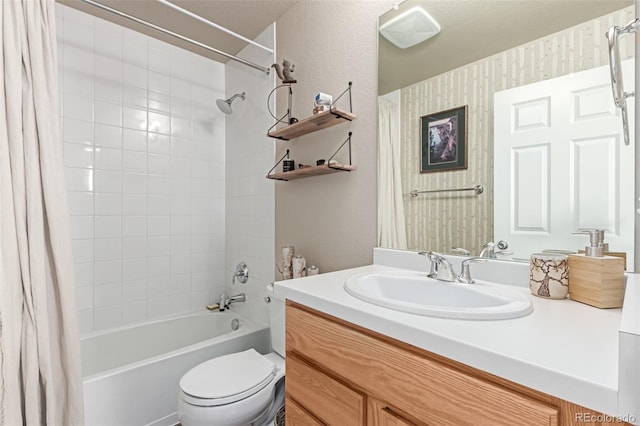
178, 284, 285, 426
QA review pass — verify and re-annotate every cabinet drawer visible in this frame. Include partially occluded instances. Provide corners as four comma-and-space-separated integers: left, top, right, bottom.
286, 397, 324, 425
286, 353, 365, 425
287, 302, 558, 426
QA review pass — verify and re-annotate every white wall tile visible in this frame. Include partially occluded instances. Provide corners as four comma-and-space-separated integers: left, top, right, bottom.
148, 236, 171, 257
123, 237, 147, 259
123, 107, 147, 131
95, 216, 122, 238
171, 235, 191, 254
95, 238, 122, 262
123, 216, 147, 237
123, 300, 148, 325
148, 71, 170, 94
94, 306, 122, 330
95, 147, 122, 171
123, 150, 147, 173
123, 85, 147, 108
94, 170, 121, 193
148, 195, 170, 215
123, 280, 147, 303
63, 93, 93, 122
95, 260, 122, 285
94, 193, 121, 215
148, 153, 170, 175
122, 194, 147, 216
95, 78, 122, 104
123, 128, 147, 151
123, 173, 147, 194
123, 259, 147, 281
95, 123, 122, 148
70, 215, 94, 239
95, 100, 122, 126
64, 143, 94, 169
72, 239, 94, 264
95, 282, 122, 307
64, 118, 93, 145
64, 167, 94, 192
148, 216, 170, 236
148, 257, 171, 279
148, 134, 171, 154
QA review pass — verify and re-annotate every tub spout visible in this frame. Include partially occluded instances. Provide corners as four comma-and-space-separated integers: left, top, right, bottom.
219, 293, 246, 311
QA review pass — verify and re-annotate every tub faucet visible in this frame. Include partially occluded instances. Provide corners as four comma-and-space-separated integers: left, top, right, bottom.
219, 293, 246, 311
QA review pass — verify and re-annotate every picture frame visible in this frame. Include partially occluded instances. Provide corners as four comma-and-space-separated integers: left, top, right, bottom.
420, 106, 468, 173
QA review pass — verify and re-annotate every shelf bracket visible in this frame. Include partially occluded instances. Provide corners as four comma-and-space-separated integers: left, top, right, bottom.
267, 84, 294, 137
329, 81, 353, 118
266, 149, 290, 180
327, 131, 353, 170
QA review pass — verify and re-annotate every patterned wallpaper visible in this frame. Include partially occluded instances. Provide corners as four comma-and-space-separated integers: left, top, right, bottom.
399, 6, 634, 255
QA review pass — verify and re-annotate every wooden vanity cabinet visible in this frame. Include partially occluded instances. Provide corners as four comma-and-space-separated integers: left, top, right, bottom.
285, 301, 628, 426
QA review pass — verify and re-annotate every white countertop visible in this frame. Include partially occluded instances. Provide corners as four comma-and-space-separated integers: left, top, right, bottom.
274, 252, 633, 417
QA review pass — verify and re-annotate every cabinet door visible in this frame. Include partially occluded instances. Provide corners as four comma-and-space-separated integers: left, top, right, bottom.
286, 353, 366, 425
286, 397, 324, 425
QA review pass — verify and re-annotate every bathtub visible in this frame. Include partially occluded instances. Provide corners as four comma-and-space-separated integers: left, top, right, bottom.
82, 311, 270, 426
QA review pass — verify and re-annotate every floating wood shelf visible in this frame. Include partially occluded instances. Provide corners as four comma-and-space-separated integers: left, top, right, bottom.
267, 108, 356, 141
267, 163, 357, 181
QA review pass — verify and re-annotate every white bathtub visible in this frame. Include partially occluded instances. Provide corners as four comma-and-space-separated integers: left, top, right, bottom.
82, 311, 270, 426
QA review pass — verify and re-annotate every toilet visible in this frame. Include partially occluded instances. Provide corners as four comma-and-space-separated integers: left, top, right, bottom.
177, 284, 285, 426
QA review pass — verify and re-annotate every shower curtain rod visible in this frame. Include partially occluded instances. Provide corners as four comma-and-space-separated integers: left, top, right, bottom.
156, 0, 273, 54
78, 0, 271, 75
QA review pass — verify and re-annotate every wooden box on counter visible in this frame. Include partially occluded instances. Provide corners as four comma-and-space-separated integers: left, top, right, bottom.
568, 254, 625, 308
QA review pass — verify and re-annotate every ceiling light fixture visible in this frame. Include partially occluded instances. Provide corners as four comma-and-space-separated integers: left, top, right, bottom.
379, 6, 441, 49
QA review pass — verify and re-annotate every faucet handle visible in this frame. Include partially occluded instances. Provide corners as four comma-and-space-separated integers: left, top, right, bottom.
457, 257, 488, 284
418, 251, 439, 278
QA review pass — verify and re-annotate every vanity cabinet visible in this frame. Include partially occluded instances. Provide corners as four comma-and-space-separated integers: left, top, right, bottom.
285, 301, 628, 426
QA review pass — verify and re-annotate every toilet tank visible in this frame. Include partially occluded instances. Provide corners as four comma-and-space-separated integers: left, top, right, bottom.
267, 283, 285, 357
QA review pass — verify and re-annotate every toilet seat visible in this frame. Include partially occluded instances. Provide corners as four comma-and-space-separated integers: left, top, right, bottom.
180, 349, 276, 407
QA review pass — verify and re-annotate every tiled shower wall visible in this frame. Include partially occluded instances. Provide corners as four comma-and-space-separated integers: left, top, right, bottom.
56, 4, 227, 334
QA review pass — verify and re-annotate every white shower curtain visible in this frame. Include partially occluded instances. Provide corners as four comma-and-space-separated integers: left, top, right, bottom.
0, 1, 84, 424
377, 97, 408, 249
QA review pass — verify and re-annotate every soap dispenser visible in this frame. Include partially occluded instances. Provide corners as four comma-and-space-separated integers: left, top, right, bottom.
567, 230, 625, 308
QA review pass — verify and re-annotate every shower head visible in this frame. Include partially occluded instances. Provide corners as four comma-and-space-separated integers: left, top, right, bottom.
216, 92, 246, 114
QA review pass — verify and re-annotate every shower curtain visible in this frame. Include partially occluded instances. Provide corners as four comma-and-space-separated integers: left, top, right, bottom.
377, 97, 408, 249
0, 1, 84, 424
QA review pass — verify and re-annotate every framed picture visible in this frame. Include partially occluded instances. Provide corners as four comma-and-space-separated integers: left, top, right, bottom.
420, 106, 468, 173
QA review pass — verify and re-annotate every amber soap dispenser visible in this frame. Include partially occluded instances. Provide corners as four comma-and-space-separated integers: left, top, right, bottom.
568, 230, 625, 308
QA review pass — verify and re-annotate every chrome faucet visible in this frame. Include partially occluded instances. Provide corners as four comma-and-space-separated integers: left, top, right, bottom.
219, 293, 246, 311
420, 251, 486, 284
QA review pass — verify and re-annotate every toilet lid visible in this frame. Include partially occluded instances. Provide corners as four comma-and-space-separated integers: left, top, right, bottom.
180, 349, 277, 406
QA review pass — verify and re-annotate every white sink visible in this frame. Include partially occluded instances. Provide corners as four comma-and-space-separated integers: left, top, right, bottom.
344, 270, 533, 320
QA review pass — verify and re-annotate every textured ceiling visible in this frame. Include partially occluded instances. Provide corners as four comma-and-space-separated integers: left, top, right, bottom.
57, 0, 298, 63
379, 0, 633, 94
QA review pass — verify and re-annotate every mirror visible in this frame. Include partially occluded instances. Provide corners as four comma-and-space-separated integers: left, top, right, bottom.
377, 0, 635, 266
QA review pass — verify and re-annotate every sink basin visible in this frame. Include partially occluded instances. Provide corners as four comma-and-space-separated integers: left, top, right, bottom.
344, 270, 533, 320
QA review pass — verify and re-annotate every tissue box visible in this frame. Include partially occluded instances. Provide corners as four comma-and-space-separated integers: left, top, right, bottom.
568, 254, 625, 308
314, 92, 332, 106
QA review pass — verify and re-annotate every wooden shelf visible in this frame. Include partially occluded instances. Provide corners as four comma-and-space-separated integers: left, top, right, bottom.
267, 163, 357, 181
268, 108, 356, 140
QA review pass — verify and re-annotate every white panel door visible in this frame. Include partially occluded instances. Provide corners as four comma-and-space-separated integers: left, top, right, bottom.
494, 59, 634, 270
